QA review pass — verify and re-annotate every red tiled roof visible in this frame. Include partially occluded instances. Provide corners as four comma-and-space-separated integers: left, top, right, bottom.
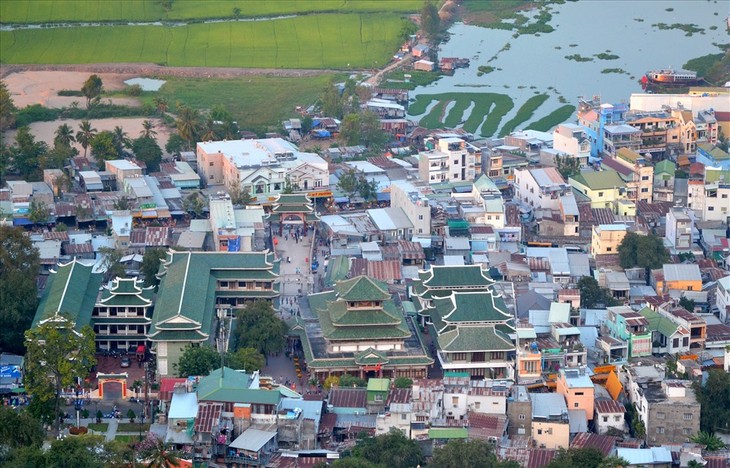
601, 157, 633, 176
528, 449, 557, 468
44, 231, 70, 241
386, 388, 411, 406
706, 324, 730, 343
318, 413, 336, 435
328, 388, 367, 409
63, 242, 93, 255
145, 226, 171, 247
194, 403, 223, 433
367, 156, 401, 169
592, 208, 615, 225
368, 260, 402, 282
571, 432, 618, 456
594, 399, 625, 414
159, 378, 187, 401
397, 240, 425, 260
468, 413, 507, 440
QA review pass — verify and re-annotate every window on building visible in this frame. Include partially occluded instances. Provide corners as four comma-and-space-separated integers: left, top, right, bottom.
641, 188, 648, 193
418, 215, 424, 220
657, 427, 665, 434
209, 162, 214, 166
683, 413, 693, 420
519, 414, 526, 420
574, 402, 579, 408
537, 429, 543, 435
683, 428, 692, 435
641, 176, 649, 181
657, 412, 665, 419
722, 194, 728, 199
606, 247, 612, 252
209, 175, 214, 179
220, 281, 229, 288
614, 416, 622, 422
683, 337, 689, 347
575, 392, 584, 396
475, 402, 481, 410
598, 191, 604, 197
452, 396, 459, 406
401, 413, 407, 420
708, 206, 714, 211
603, 416, 608, 422
453, 173, 459, 179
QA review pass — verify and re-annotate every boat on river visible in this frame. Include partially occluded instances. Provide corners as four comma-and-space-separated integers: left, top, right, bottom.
642, 67, 701, 85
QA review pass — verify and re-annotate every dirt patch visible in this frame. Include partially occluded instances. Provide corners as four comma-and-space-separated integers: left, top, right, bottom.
3, 70, 138, 108
4, 117, 172, 155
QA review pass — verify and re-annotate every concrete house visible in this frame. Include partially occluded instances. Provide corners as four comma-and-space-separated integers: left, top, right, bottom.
594, 398, 627, 435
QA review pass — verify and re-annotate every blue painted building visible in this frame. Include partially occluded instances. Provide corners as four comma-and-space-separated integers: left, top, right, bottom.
696, 143, 730, 170
577, 98, 629, 158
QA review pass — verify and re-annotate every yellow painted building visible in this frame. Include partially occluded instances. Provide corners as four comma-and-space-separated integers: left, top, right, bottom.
569, 170, 626, 209
591, 224, 628, 256
531, 393, 570, 449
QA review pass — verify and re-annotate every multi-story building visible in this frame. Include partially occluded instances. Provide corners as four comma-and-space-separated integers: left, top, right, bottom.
624, 112, 679, 160
91, 277, 154, 353
601, 148, 653, 203
196, 138, 329, 201
602, 124, 642, 156
531, 393, 570, 449
105, 159, 142, 186
506, 386, 532, 437
513, 167, 571, 211
604, 306, 652, 358
716, 275, 730, 323
552, 124, 591, 166
594, 399, 627, 435
556, 368, 594, 422
418, 137, 479, 184
665, 208, 693, 252
577, 97, 628, 158
208, 194, 266, 252
655, 263, 702, 295
591, 224, 628, 256
696, 143, 730, 170
149, 251, 280, 376
389, 180, 431, 236
694, 110, 719, 147
569, 170, 626, 209
639, 307, 690, 355
301, 276, 433, 380
653, 160, 676, 203
672, 109, 698, 154
656, 305, 706, 350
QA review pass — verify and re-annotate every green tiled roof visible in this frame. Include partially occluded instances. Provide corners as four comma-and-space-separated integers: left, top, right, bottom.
210, 270, 279, 280
705, 169, 730, 183
335, 276, 390, 301
354, 348, 389, 365
418, 264, 493, 288
435, 325, 514, 352
329, 303, 401, 327
433, 292, 512, 326
325, 256, 350, 287
428, 428, 468, 439
367, 378, 390, 392
570, 170, 626, 190
654, 160, 676, 176
196, 367, 282, 404
98, 278, 154, 307
32, 260, 103, 332
639, 307, 680, 338
149, 251, 279, 342
698, 143, 730, 161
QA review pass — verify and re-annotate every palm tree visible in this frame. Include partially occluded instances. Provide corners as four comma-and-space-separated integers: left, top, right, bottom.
146, 438, 179, 468
175, 105, 201, 149
690, 431, 726, 451
152, 97, 168, 116
54, 123, 75, 148
140, 120, 158, 139
112, 126, 132, 156
200, 117, 217, 142
76, 120, 97, 158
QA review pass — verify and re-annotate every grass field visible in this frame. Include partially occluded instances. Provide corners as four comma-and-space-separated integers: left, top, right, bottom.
0, 0, 423, 23
409, 92, 515, 137
87, 423, 109, 432
0, 13, 402, 69
498, 94, 548, 137
150, 74, 334, 131
526, 104, 576, 132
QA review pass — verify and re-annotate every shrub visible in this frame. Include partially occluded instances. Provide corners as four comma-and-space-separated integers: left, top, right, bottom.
126, 84, 143, 96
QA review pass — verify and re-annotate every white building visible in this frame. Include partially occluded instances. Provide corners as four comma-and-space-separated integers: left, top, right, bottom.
196, 138, 329, 201
418, 137, 479, 184
717, 275, 730, 323
513, 167, 572, 211
665, 207, 693, 251
552, 123, 591, 166
594, 398, 627, 435
389, 180, 431, 236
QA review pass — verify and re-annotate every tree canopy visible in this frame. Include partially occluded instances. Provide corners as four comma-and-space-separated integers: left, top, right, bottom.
0, 406, 44, 452
430, 439, 519, 468
141, 248, 167, 288
578, 276, 618, 308
81, 74, 103, 109
0, 80, 17, 131
555, 154, 581, 179
420, 0, 441, 38
175, 344, 221, 378
0, 226, 40, 354
348, 428, 423, 468
235, 301, 287, 361
132, 136, 163, 172
24, 321, 96, 435
339, 110, 387, 150
693, 369, 730, 433
227, 347, 265, 372
89, 130, 118, 163
618, 232, 669, 271
690, 431, 726, 451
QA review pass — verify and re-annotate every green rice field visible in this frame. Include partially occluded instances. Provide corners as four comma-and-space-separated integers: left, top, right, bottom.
0, 13, 401, 69
0, 0, 423, 23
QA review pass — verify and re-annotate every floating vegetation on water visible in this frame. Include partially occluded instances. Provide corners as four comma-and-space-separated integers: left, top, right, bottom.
595, 53, 619, 60
652, 22, 704, 36
526, 105, 576, 132
709, 26, 717, 30
530, 86, 537, 89
569, 44, 578, 47
634, 18, 644, 22
477, 65, 495, 76
601, 68, 629, 75
555, 46, 562, 50
499, 94, 550, 137
409, 92, 514, 137
565, 54, 593, 62
558, 96, 567, 104
665, 8, 674, 12
517, 85, 526, 89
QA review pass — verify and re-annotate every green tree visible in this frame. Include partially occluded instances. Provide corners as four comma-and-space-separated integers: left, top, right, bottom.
48, 434, 105, 467
0, 80, 17, 131
323, 375, 340, 390
111, 126, 131, 158
693, 369, 730, 433
227, 347, 265, 372
144, 438, 180, 468
113, 196, 132, 210
98, 246, 125, 280
235, 301, 287, 362
358, 176, 379, 204
12, 126, 48, 180
140, 120, 157, 139
141, 248, 167, 288
545, 448, 605, 468
28, 199, 50, 225
399, 18, 418, 41
175, 105, 201, 149
0, 406, 44, 451
228, 182, 253, 206
618, 232, 669, 274
76, 120, 97, 158
431, 439, 519, 468
200, 117, 217, 142
183, 192, 206, 218
339, 374, 367, 387
420, 0, 441, 38
165, 133, 187, 156
0, 226, 40, 354
578, 276, 618, 308
679, 296, 696, 312
320, 81, 344, 119
232, 6, 241, 18
81, 74, 104, 109
54, 123, 76, 148
337, 169, 360, 198
301, 115, 313, 135
340, 114, 361, 146
358, 110, 387, 150
24, 321, 96, 436
690, 431, 726, 451
175, 344, 221, 378
394, 377, 413, 388
153, 97, 169, 116
350, 428, 423, 468
132, 136, 163, 172
555, 154, 581, 179
89, 130, 118, 163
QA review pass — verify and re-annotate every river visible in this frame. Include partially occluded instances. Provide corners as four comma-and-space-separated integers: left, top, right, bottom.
409, 0, 728, 136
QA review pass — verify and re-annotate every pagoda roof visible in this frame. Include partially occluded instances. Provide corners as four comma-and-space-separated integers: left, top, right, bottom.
414, 265, 494, 294
329, 301, 402, 326
98, 277, 154, 307
335, 276, 391, 301
432, 291, 512, 327
435, 325, 514, 352
354, 348, 390, 365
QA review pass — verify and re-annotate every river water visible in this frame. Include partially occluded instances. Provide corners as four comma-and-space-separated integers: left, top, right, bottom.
409, 0, 728, 135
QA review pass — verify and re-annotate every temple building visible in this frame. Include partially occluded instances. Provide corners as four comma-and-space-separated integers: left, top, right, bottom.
295, 276, 433, 380
412, 264, 517, 380
92, 277, 154, 353
264, 193, 319, 236
148, 250, 280, 376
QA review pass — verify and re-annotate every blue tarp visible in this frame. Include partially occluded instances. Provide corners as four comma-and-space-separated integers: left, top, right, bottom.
376, 192, 390, 202
315, 130, 331, 138
12, 217, 32, 226
334, 197, 349, 203
228, 236, 240, 252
